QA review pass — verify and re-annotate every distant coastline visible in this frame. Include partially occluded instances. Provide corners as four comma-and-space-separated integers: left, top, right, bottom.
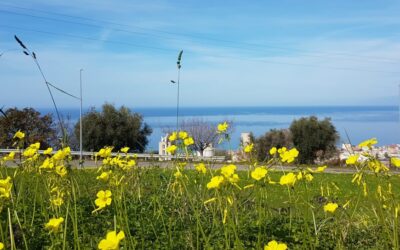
35, 105, 400, 151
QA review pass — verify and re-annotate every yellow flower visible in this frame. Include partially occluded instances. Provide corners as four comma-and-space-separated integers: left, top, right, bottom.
324, 202, 338, 213
53, 147, 71, 161
279, 173, 296, 186
168, 132, 177, 142
120, 147, 129, 153
39, 158, 54, 170
278, 147, 287, 154
94, 190, 112, 211
315, 165, 327, 173
23, 143, 40, 158
195, 163, 207, 174
0, 242, 3, 250
251, 167, 268, 181
269, 147, 277, 155
55, 166, 67, 178
368, 159, 389, 173
166, 145, 177, 155
23, 148, 36, 158
97, 171, 112, 182
98, 230, 125, 250
346, 155, 359, 165
280, 148, 299, 163
13, 130, 25, 140
305, 173, 314, 182
221, 164, 236, 178
296, 171, 303, 180
0, 176, 12, 199
228, 174, 240, 183
174, 170, 182, 178
244, 143, 254, 153
97, 147, 113, 158
358, 138, 377, 148
217, 121, 229, 133
122, 160, 136, 171
32, 142, 41, 150
184, 137, 194, 146
3, 151, 15, 161
391, 158, 400, 167
51, 197, 64, 207
43, 147, 53, 155
206, 176, 224, 189
45, 217, 64, 233
178, 131, 188, 139
264, 240, 288, 250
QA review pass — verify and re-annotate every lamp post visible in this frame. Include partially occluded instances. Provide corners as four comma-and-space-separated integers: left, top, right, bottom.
79, 69, 83, 168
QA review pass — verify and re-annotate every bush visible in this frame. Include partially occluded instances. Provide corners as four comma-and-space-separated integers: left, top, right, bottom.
75, 103, 152, 152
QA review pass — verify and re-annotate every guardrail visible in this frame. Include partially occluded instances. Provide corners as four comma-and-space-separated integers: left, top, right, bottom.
0, 149, 226, 162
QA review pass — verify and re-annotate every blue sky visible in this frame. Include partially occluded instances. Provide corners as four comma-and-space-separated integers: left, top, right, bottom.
1, 0, 400, 108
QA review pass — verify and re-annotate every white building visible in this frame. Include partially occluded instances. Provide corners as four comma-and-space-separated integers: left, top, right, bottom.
241, 132, 251, 146
158, 134, 171, 156
196, 144, 215, 157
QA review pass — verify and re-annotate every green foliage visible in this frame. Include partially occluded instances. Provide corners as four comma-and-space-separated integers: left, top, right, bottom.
290, 116, 339, 164
0, 107, 56, 148
0, 168, 397, 249
254, 129, 293, 161
75, 103, 152, 152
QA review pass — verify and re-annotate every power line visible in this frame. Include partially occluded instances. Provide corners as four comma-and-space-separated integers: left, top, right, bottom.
1, 3, 400, 64
3, 24, 400, 74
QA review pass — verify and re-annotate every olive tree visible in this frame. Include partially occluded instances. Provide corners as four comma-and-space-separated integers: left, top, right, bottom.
75, 103, 152, 152
289, 116, 339, 164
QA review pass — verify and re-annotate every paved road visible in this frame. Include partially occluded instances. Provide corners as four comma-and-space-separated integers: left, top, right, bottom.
5, 159, 397, 174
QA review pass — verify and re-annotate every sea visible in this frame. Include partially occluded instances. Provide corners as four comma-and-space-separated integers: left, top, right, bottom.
39, 106, 400, 151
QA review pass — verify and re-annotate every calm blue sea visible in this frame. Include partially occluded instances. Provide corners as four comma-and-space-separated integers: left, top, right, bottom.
39, 106, 400, 151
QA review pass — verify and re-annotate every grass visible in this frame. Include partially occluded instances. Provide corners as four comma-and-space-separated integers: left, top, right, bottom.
1, 164, 399, 249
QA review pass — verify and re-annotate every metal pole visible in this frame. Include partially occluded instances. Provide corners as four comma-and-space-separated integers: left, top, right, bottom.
79, 69, 83, 168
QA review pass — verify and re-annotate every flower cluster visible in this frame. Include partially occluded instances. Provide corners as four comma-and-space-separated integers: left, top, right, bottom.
0, 176, 12, 199
166, 130, 195, 155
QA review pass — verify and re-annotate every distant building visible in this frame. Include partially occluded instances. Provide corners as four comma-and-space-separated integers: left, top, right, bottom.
241, 132, 251, 146
159, 134, 215, 158
196, 144, 215, 157
158, 134, 171, 156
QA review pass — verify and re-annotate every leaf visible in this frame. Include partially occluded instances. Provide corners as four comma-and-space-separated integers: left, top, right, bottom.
23, 51, 29, 56
32, 52, 36, 59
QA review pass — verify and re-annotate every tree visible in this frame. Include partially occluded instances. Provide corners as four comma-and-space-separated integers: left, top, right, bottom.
289, 116, 339, 164
0, 107, 56, 148
75, 103, 152, 152
254, 129, 293, 161
180, 118, 221, 156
